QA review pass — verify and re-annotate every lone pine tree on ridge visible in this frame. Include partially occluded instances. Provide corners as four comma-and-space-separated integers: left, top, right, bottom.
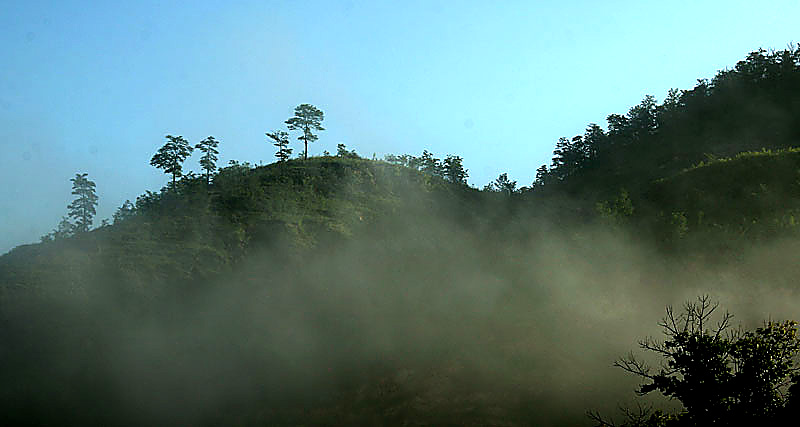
285, 104, 324, 160
67, 172, 98, 233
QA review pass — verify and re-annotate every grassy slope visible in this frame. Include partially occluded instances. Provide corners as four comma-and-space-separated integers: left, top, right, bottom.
632, 148, 800, 248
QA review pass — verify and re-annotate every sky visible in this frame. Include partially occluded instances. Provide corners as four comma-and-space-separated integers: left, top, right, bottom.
1, 0, 798, 254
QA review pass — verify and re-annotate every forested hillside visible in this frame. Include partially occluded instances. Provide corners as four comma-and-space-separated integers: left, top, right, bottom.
2, 46, 800, 426
532, 48, 800, 201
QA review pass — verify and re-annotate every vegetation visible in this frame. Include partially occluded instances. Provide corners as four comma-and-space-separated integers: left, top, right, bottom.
40, 172, 98, 241
150, 134, 194, 186
4, 46, 800, 425
195, 135, 221, 186
285, 103, 325, 160
67, 172, 99, 233
384, 149, 470, 185
590, 296, 800, 426
267, 130, 292, 162
532, 46, 800, 205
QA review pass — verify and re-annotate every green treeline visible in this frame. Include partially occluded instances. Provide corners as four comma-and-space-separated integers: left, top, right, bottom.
532, 47, 800, 199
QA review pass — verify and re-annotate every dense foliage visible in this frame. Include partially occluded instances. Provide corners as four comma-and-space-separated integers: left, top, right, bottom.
533, 46, 800, 204
150, 134, 194, 186
591, 297, 800, 426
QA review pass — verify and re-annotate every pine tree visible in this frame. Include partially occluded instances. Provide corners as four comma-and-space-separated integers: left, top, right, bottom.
67, 173, 98, 233
443, 155, 468, 184
113, 200, 135, 224
41, 216, 75, 242
490, 173, 517, 195
266, 130, 292, 162
195, 136, 220, 186
285, 104, 324, 160
419, 150, 442, 176
150, 134, 193, 186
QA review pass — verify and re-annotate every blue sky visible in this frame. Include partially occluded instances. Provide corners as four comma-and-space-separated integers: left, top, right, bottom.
1, 0, 798, 253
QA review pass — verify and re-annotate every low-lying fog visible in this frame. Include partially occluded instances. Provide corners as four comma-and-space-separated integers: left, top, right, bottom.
3, 206, 799, 426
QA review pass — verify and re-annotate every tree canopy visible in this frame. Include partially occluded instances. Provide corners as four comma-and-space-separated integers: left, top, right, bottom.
195, 136, 220, 186
591, 296, 800, 426
67, 172, 98, 233
285, 104, 324, 160
266, 130, 292, 162
150, 134, 193, 186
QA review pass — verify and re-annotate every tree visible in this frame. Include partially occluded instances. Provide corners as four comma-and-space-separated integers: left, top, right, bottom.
266, 130, 292, 162
582, 123, 607, 159
113, 200, 135, 224
592, 296, 800, 426
195, 136, 220, 186
442, 155, 468, 184
384, 153, 419, 169
285, 104, 325, 160
532, 165, 551, 188
67, 173, 99, 233
418, 150, 442, 176
150, 134, 193, 186
41, 216, 75, 242
596, 189, 634, 225
336, 143, 359, 159
626, 95, 658, 140
489, 173, 517, 195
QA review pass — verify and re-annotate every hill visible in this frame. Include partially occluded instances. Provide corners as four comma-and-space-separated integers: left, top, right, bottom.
3, 157, 550, 426
1, 157, 481, 298
3, 47, 800, 426
532, 47, 800, 205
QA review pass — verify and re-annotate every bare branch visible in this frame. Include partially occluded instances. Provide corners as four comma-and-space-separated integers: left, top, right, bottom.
586, 410, 619, 427
640, 336, 671, 356
614, 352, 653, 379
714, 310, 733, 339
620, 402, 655, 424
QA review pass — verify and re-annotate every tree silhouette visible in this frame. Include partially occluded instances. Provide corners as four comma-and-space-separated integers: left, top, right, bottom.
113, 200, 135, 224
41, 216, 75, 242
285, 104, 324, 160
489, 173, 517, 194
592, 296, 800, 426
532, 165, 550, 188
418, 150, 442, 176
150, 134, 193, 186
195, 136, 220, 186
443, 155, 468, 184
67, 173, 98, 233
336, 143, 358, 159
266, 130, 292, 162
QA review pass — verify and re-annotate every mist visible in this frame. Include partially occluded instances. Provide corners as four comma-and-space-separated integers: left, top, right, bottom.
3, 176, 798, 426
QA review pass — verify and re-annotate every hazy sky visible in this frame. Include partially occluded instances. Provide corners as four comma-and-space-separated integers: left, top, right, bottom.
1, 0, 798, 254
